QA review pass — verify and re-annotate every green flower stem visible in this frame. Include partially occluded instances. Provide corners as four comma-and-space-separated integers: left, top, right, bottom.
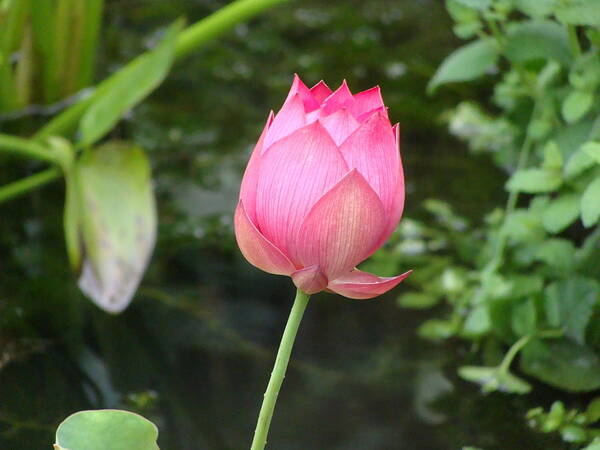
0, 133, 58, 164
251, 289, 310, 450
0, 0, 290, 204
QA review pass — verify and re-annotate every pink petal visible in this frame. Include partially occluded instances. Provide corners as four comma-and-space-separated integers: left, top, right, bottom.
320, 108, 361, 146
240, 112, 274, 222
350, 86, 385, 120
284, 74, 320, 112
310, 80, 333, 104
291, 265, 328, 294
321, 80, 355, 116
234, 200, 296, 275
293, 170, 386, 281
356, 106, 388, 123
374, 123, 405, 248
255, 122, 349, 257
339, 111, 399, 217
264, 94, 307, 150
328, 269, 412, 299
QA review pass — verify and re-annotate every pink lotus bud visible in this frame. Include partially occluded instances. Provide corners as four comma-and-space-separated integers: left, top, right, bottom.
235, 75, 411, 298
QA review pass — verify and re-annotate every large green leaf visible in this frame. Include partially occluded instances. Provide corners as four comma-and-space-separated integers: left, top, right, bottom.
73, 142, 157, 313
54, 410, 159, 450
583, 142, 600, 163
521, 338, 600, 392
562, 90, 594, 124
565, 147, 596, 178
505, 21, 571, 66
506, 168, 562, 193
542, 192, 581, 233
555, 0, 600, 26
544, 277, 599, 344
534, 238, 576, 272
582, 176, 600, 227
514, 0, 555, 18
452, 0, 491, 10
428, 39, 498, 93
79, 21, 182, 147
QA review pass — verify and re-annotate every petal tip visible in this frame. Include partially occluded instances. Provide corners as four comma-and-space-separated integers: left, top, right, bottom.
328, 269, 411, 299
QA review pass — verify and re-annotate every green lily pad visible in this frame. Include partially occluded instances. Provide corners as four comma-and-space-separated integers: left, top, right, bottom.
54, 409, 159, 450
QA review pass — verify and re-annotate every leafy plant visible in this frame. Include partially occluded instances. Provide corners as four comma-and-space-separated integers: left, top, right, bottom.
0, 0, 288, 312
368, 0, 600, 446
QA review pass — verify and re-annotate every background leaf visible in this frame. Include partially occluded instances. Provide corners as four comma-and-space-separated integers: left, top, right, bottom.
452, 0, 491, 10
76, 142, 157, 313
542, 193, 581, 233
583, 142, 600, 163
506, 168, 562, 193
521, 339, 600, 392
79, 20, 182, 147
505, 21, 571, 66
514, 0, 555, 18
581, 176, 600, 227
544, 277, 599, 344
555, 0, 600, 26
428, 39, 498, 93
562, 90, 594, 123
54, 409, 159, 450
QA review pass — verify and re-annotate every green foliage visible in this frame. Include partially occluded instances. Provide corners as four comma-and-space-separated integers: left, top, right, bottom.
427, 39, 499, 93
555, 0, 600, 27
527, 399, 600, 447
79, 20, 182, 147
54, 410, 160, 450
504, 21, 571, 66
582, 176, 600, 226
544, 278, 599, 344
382, 1, 600, 446
459, 365, 532, 394
0, 0, 104, 110
71, 142, 157, 313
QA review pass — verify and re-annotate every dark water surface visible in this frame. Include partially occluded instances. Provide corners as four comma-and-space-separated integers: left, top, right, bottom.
0, 0, 568, 449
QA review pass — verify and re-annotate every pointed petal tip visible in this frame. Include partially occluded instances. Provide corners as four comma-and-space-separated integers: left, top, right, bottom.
311, 79, 331, 90
328, 269, 412, 299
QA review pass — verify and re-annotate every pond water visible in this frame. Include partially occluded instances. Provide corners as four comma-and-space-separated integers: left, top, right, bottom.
0, 0, 569, 448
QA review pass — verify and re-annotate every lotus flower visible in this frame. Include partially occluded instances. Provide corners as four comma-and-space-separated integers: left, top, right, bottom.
234, 75, 411, 298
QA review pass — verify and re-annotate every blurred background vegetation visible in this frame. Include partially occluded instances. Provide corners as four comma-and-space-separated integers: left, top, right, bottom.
0, 0, 599, 449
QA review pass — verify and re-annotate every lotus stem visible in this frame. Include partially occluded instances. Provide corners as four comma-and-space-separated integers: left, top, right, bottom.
250, 289, 310, 450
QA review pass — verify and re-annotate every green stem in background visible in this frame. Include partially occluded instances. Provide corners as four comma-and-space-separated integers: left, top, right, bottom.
0, 168, 58, 203
471, 94, 541, 306
497, 329, 563, 374
485, 95, 541, 276
176, 0, 289, 59
251, 289, 310, 450
0, 133, 60, 164
567, 24, 581, 59
0, 0, 290, 204
498, 335, 531, 373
